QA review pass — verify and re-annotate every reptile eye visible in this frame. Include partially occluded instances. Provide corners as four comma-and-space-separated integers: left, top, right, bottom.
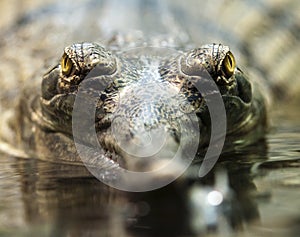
222, 51, 236, 79
60, 53, 73, 76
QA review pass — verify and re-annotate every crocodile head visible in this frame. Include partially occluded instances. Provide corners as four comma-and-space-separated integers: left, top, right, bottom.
39, 42, 266, 171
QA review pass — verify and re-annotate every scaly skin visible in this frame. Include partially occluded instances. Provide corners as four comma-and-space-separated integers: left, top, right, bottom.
13, 42, 267, 169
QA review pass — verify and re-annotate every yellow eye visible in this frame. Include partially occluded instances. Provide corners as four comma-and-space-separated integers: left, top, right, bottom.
222, 51, 236, 79
60, 53, 73, 76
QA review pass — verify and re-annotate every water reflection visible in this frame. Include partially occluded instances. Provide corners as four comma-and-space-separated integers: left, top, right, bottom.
13, 160, 126, 237
0, 139, 276, 236
125, 145, 266, 237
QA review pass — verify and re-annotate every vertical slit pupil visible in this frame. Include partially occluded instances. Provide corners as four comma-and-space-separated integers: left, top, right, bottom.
228, 55, 232, 68
64, 58, 68, 67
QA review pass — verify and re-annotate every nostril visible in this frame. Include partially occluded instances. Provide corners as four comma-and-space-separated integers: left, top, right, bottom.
118, 129, 180, 172
111, 115, 170, 159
